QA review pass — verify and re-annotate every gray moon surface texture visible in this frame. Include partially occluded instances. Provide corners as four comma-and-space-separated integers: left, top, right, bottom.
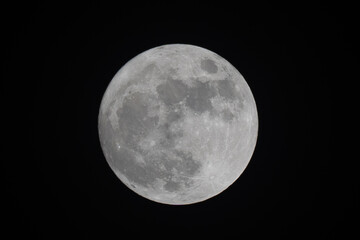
98, 44, 258, 205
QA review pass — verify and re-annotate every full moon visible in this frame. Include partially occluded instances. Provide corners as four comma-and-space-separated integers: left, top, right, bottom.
98, 44, 258, 205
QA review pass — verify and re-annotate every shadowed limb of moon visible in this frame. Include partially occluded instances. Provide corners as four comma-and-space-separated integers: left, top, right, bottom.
98, 44, 258, 205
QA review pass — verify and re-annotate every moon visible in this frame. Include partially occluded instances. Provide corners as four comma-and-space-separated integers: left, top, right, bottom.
98, 44, 258, 205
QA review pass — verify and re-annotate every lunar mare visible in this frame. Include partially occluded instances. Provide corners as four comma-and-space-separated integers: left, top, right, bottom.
98, 44, 258, 205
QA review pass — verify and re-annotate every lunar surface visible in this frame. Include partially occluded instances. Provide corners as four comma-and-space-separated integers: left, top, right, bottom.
98, 44, 258, 205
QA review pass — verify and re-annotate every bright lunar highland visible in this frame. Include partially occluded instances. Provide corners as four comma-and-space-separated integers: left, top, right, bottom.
98, 44, 258, 205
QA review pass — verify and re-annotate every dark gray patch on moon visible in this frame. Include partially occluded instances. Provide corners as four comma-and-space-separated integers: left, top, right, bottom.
174, 150, 201, 176
201, 59, 218, 73
116, 92, 159, 147
156, 77, 217, 114
160, 150, 201, 192
217, 79, 237, 100
166, 109, 183, 123
164, 180, 181, 192
158, 122, 183, 148
186, 81, 217, 113
113, 147, 151, 187
160, 153, 178, 172
136, 63, 158, 81
221, 109, 235, 121
156, 78, 188, 106
142, 149, 200, 192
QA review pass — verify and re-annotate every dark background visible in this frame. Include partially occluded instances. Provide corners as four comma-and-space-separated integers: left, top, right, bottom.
5, 1, 356, 239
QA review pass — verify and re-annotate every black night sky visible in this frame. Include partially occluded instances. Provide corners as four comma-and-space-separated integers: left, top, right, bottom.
5, 2, 356, 239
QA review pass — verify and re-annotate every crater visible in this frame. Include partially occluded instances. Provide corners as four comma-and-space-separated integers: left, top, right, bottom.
201, 59, 218, 73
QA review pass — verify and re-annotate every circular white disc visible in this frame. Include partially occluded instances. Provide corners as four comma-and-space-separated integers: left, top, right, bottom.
98, 44, 258, 205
